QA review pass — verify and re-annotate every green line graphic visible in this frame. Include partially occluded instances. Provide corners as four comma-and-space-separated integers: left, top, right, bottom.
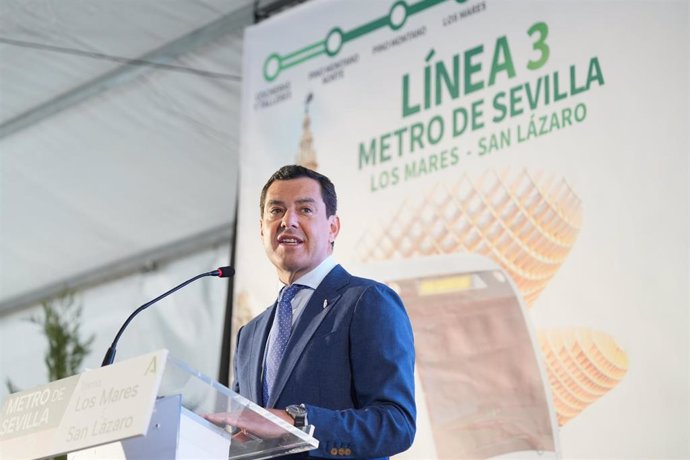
262, 0, 467, 81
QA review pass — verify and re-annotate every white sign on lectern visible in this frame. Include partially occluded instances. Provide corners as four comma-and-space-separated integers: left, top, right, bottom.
0, 350, 167, 460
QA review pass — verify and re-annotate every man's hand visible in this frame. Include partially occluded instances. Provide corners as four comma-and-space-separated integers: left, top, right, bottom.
204, 407, 294, 439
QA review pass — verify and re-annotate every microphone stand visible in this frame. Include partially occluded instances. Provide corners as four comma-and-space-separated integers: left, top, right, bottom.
101, 267, 233, 366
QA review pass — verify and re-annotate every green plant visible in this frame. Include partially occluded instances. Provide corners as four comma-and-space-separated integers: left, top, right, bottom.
5, 290, 94, 460
30, 290, 95, 381
5, 289, 95, 390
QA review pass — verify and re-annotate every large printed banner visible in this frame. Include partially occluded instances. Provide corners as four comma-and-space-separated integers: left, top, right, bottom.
235, 1, 688, 458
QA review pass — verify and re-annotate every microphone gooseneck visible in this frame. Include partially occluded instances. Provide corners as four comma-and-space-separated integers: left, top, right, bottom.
100, 266, 234, 366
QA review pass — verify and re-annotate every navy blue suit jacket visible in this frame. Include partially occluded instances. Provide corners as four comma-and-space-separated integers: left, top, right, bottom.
232, 265, 416, 459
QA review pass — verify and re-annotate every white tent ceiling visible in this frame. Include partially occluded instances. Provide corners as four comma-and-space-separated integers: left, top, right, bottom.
0, 0, 260, 313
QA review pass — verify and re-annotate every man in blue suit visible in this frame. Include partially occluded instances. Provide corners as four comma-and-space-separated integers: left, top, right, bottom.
228, 165, 415, 458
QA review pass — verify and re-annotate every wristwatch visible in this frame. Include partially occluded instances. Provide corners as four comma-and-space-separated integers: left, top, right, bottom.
285, 403, 308, 428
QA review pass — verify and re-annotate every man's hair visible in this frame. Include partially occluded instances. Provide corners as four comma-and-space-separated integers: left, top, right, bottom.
260, 165, 338, 217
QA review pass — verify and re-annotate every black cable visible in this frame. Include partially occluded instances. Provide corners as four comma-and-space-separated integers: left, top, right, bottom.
0, 37, 241, 81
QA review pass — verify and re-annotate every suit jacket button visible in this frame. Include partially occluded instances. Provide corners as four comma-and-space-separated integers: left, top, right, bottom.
344, 448, 352, 455
330, 448, 338, 456
338, 448, 348, 455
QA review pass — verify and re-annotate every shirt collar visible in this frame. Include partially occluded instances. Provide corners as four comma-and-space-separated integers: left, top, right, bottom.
288, 256, 337, 290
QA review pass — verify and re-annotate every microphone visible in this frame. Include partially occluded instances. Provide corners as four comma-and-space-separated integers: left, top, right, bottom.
101, 266, 235, 366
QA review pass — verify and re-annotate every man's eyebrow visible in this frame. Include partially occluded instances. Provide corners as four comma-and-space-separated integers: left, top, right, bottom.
266, 197, 317, 206
295, 198, 317, 205
266, 199, 285, 208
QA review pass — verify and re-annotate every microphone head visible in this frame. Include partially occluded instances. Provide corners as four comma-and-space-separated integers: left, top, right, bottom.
216, 266, 235, 278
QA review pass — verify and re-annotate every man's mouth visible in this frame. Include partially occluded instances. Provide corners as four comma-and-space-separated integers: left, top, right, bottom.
277, 235, 303, 245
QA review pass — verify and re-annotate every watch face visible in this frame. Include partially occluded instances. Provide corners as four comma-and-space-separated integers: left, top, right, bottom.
287, 404, 306, 416
287, 404, 307, 427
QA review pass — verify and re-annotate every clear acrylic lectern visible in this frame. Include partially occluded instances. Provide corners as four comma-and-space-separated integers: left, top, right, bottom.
67, 352, 318, 460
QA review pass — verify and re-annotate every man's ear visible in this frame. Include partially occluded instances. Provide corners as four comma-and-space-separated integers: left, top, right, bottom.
259, 218, 264, 238
328, 215, 341, 243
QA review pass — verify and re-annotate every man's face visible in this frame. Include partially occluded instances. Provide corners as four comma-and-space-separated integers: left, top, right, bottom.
260, 177, 340, 284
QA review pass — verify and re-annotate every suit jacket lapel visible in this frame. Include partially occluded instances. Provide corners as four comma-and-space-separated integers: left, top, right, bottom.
249, 306, 275, 404
267, 265, 350, 407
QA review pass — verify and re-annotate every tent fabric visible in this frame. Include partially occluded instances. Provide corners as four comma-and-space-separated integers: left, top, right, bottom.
0, 244, 231, 400
0, 0, 255, 312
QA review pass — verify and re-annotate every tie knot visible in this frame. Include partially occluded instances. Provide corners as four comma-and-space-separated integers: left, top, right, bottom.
281, 283, 305, 303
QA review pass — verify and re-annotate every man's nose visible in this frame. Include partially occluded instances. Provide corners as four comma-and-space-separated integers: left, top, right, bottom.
281, 209, 298, 227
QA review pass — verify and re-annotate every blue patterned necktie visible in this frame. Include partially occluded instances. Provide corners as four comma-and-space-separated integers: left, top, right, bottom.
263, 283, 305, 405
